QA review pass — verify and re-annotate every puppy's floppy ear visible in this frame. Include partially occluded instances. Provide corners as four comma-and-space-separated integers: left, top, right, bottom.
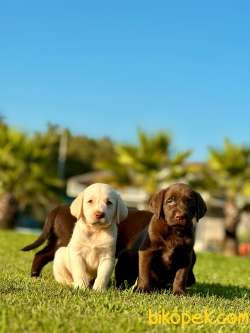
115, 194, 128, 224
70, 191, 84, 220
194, 191, 207, 222
148, 189, 166, 219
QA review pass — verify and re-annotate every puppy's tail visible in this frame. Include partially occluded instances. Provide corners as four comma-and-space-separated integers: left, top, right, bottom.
21, 207, 58, 251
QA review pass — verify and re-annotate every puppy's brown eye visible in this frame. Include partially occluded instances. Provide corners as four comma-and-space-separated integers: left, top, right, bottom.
166, 197, 175, 204
87, 199, 93, 204
106, 200, 113, 206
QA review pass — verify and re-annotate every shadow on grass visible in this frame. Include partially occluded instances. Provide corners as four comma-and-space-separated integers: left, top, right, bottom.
188, 282, 250, 299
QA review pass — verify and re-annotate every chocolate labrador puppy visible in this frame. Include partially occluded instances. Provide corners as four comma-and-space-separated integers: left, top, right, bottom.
22, 205, 152, 277
115, 183, 207, 295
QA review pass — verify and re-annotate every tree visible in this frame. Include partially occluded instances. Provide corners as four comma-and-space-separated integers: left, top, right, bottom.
0, 120, 62, 228
0, 120, 118, 227
196, 139, 250, 255
98, 129, 192, 193
65, 133, 115, 179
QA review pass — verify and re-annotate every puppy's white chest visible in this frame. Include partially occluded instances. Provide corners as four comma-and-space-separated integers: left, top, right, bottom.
70, 222, 116, 275
83, 244, 100, 271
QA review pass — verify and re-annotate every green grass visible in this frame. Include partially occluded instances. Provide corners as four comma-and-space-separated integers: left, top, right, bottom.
0, 231, 250, 333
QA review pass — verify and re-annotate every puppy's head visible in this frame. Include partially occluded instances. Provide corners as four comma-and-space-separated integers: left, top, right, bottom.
149, 183, 207, 228
70, 183, 128, 227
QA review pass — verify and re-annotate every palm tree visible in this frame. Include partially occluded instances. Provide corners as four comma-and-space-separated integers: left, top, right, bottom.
98, 129, 192, 194
196, 138, 250, 255
0, 121, 62, 228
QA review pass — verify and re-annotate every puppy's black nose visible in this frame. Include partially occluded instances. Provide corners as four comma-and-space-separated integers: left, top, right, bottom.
175, 213, 185, 222
95, 211, 105, 219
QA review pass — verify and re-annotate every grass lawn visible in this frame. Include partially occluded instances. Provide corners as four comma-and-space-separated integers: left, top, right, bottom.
0, 231, 250, 333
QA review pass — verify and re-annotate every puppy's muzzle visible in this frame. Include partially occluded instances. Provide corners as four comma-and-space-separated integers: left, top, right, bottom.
174, 212, 189, 226
95, 211, 105, 219
175, 213, 185, 222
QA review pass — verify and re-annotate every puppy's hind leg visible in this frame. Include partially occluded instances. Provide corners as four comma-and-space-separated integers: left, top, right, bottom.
31, 243, 55, 277
53, 247, 73, 286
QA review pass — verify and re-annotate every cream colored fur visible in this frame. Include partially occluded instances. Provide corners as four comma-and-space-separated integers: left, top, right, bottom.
53, 183, 128, 291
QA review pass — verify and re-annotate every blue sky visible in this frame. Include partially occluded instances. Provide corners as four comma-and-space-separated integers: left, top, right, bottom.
1, 1, 249, 161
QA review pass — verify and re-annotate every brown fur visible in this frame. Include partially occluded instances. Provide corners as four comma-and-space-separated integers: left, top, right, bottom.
115, 183, 207, 295
22, 206, 152, 277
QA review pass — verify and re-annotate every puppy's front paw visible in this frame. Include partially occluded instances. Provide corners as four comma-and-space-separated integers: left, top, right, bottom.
92, 282, 107, 291
136, 282, 151, 293
73, 281, 87, 290
173, 287, 185, 296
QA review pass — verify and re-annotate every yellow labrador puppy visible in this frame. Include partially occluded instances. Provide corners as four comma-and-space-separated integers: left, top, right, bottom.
53, 183, 128, 290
